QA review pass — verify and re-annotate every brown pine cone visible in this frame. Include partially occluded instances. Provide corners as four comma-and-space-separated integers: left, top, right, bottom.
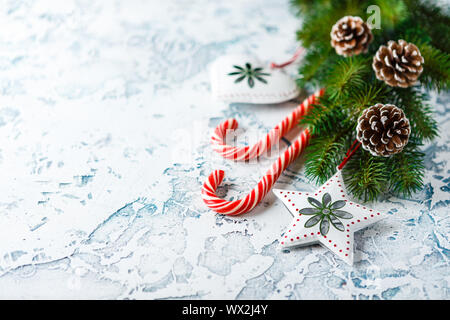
356, 104, 411, 157
330, 16, 373, 57
373, 40, 424, 88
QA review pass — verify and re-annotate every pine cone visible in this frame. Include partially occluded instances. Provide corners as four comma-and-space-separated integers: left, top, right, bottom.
373, 40, 424, 88
356, 104, 411, 157
330, 16, 373, 57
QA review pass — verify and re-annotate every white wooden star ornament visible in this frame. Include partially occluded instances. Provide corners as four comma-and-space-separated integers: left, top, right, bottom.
273, 169, 386, 265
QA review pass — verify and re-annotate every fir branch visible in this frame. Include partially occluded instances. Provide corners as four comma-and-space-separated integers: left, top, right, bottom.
390, 87, 438, 141
299, 103, 333, 135
343, 150, 389, 202
387, 141, 425, 197
417, 43, 450, 92
299, 94, 346, 135
292, 0, 446, 202
345, 82, 391, 119
325, 56, 371, 101
304, 128, 350, 185
297, 44, 334, 88
294, 0, 365, 48
403, 0, 450, 53
396, 17, 432, 47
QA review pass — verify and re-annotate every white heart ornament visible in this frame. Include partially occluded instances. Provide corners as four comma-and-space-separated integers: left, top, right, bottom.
210, 55, 300, 104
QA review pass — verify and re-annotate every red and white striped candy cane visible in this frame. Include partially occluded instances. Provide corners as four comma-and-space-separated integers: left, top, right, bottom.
211, 89, 324, 161
202, 129, 311, 215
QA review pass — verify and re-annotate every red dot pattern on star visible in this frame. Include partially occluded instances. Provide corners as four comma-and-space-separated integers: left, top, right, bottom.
278, 175, 383, 261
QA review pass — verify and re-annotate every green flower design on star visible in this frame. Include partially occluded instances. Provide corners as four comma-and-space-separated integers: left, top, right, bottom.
300, 193, 353, 235
228, 63, 270, 88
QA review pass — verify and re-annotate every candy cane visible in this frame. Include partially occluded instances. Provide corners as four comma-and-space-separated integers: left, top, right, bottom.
211, 89, 324, 161
202, 129, 310, 215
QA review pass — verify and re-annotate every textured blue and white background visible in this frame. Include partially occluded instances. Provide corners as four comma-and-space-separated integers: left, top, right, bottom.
0, 0, 448, 299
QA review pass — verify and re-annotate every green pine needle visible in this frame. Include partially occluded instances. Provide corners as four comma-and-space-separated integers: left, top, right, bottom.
326, 56, 371, 101
403, 0, 450, 53
293, 0, 363, 48
390, 87, 438, 141
300, 93, 347, 135
387, 142, 425, 197
418, 43, 450, 92
343, 150, 389, 202
304, 130, 350, 185
345, 82, 391, 119
292, 0, 446, 201
297, 44, 334, 88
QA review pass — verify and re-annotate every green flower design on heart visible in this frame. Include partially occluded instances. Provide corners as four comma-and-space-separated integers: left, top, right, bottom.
228, 63, 270, 88
300, 193, 353, 235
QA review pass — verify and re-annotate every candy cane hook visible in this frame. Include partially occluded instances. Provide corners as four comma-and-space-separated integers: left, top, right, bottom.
211, 89, 324, 161
202, 129, 311, 215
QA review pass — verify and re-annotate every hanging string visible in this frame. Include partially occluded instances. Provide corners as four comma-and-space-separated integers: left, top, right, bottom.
270, 47, 304, 69
337, 139, 362, 170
